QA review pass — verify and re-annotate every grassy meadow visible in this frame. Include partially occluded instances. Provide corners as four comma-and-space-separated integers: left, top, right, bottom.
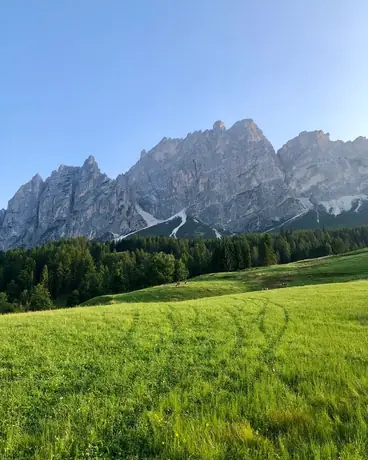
0, 252, 368, 458
83, 249, 368, 306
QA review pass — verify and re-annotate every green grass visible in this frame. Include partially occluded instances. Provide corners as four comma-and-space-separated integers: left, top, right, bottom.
83, 248, 368, 306
2, 251, 368, 458
0, 280, 368, 459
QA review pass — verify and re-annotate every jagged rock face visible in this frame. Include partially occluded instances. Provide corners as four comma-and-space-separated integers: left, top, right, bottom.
0, 209, 5, 227
278, 131, 368, 203
0, 156, 144, 251
128, 119, 303, 232
0, 174, 44, 250
2, 119, 368, 250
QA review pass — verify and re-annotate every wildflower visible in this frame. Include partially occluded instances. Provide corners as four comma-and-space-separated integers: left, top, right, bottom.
206, 423, 209, 427
175, 432, 179, 437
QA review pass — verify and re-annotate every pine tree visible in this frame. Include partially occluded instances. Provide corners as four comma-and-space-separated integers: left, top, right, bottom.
29, 284, 52, 311
0, 292, 15, 314
111, 260, 127, 294
259, 234, 277, 266
148, 252, 175, 286
41, 265, 49, 290
251, 245, 260, 267
0, 292, 8, 304
239, 237, 251, 269
323, 242, 332, 256
331, 237, 347, 254
223, 239, 237, 271
67, 290, 80, 307
277, 236, 291, 264
174, 258, 189, 282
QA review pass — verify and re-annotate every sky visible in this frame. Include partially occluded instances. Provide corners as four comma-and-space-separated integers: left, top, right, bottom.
1, 0, 368, 209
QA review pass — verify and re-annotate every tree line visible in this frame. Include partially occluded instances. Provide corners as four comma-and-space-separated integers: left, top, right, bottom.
1, 225, 368, 313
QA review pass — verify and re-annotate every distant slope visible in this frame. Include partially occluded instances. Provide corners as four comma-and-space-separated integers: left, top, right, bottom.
266, 199, 368, 231
129, 199, 368, 238
83, 248, 368, 306
283, 202, 368, 230
118, 208, 223, 239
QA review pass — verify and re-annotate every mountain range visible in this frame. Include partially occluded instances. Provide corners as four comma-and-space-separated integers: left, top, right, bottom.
1, 118, 368, 251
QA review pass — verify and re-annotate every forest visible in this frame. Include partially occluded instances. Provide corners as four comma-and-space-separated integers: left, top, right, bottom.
1, 225, 367, 313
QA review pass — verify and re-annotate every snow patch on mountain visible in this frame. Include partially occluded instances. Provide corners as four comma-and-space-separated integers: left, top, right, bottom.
135, 203, 163, 226
213, 228, 222, 239
319, 195, 367, 216
298, 197, 314, 211
170, 209, 187, 237
115, 205, 163, 241
117, 208, 189, 240
355, 199, 363, 213
266, 209, 310, 233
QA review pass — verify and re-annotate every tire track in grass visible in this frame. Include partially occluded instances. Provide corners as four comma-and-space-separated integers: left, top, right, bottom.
217, 295, 289, 375
145, 304, 188, 400
260, 298, 308, 399
252, 297, 289, 380
216, 297, 268, 398
123, 307, 141, 347
116, 307, 142, 389
229, 295, 296, 400
262, 298, 289, 364
224, 297, 265, 359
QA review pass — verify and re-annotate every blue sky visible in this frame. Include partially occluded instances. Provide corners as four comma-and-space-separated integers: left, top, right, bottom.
1, 0, 368, 209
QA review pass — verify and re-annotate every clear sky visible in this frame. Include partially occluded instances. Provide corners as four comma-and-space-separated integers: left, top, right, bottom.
1, 0, 368, 209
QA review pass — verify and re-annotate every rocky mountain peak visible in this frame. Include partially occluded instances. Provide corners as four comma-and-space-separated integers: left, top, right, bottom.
85, 154, 96, 163
213, 120, 226, 132
299, 130, 330, 146
228, 119, 266, 142
140, 137, 181, 163
32, 173, 43, 184
352, 136, 368, 148
278, 130, 331, 160
14, 174, 44, 197
55, 164, 78, 176
2, 116, 368, 250
82, 155, 100, 174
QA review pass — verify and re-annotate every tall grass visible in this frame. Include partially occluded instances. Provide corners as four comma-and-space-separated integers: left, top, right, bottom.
0, 281, 367, 459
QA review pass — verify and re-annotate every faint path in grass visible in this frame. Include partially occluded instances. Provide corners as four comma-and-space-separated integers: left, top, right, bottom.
224, 297, 264, 359
124, 307, 140, 343
263, 299, 289, 368
248, 296, 290, 381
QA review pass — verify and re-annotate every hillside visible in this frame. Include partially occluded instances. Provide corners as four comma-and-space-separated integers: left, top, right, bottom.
272, 201, 368, 231
3, 226, 368, 313
0, 279, 367, 459
83, 249, 368, 305
118, 212, 222, 240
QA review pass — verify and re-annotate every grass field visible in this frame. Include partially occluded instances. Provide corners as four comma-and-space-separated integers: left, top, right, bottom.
83, 249, 368, 306
1, 253, 368, 459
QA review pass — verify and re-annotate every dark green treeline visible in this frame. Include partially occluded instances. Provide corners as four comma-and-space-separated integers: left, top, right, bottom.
0, 225, 367, 313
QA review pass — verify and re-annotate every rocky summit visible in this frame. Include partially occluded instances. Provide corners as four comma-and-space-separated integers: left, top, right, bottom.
1, 119, 368, 250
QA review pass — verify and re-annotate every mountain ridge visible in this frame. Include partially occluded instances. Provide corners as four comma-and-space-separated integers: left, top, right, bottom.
1, 118, 368, 250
